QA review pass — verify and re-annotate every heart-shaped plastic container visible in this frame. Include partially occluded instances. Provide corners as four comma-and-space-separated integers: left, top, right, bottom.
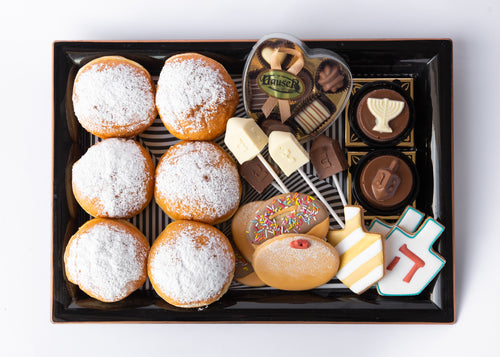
243, 33, 353, 143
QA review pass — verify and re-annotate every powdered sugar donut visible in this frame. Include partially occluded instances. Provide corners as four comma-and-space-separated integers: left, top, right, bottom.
148, 220, 235, 308
252, 233, 339, 291
72, 56, 157, 138
155, 53, 239, 140
64, 218, 149, 303
72, 138, 155, 219
154, 140, 241, 225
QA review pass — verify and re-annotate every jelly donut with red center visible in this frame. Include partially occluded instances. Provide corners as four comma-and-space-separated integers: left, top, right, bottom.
72, 56, 157, 138
252, 233, 339, 290
148, 220, 235, 308
246, 192, 329, 246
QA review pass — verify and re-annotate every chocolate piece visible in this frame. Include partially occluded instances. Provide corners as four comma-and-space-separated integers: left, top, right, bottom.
260, 119, 293, 136
310, 134, 349, 180
239, 156, 274, 194
356, 88, 410, 143
371, 159, 401, 201
234, 251, 257, 279
317, 61, 347, 93
256, 39, 295, 68
359, 154, 413, 210
230, 243, 265, 287
293, 98, 333, 134
261, 47, 288, 66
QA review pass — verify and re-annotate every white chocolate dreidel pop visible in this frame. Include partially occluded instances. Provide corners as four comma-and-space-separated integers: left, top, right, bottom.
268, 131, 344, 228
224, 117, 289, 193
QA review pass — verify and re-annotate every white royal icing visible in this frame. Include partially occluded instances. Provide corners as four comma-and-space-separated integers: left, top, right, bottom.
374, 212, 446, 296
368, 206, 425, 237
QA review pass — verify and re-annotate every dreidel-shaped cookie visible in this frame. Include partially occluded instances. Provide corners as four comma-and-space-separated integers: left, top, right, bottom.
368, 205, 425, 238
327, 206, 384, 294
225, 117, 289, 193
371, 211, 446, 296
268, 130, 344, 228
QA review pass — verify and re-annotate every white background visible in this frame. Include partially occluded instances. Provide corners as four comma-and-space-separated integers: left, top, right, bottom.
1, 0, 499, 356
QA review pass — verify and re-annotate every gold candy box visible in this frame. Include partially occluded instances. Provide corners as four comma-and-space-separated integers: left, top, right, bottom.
243, 33, 353, 143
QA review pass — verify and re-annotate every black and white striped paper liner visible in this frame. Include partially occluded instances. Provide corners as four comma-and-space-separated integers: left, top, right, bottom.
80, 74, 348, 292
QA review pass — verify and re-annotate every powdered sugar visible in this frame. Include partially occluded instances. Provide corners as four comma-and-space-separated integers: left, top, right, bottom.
65, 222, 148, 302
149, 223, 234, 304
155, 141, 240, 220
257, 236, 337, 277
73, 60, 155, 132
72, 138, 152, 218
155, 57, 229, 133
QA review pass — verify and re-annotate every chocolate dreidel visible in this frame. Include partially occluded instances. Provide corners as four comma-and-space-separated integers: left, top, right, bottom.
372, 159, 401, 201
225, 117, 289, 193
239, 157, 275, 194
310, 134, 349, 206
268, 130, 344, 228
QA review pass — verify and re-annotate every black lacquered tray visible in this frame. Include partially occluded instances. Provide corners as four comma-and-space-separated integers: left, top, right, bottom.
52, 39, 454, 323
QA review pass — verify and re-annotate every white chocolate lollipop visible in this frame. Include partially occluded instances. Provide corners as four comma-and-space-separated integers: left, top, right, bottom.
225, 117, 268, 164
267, 130, 309, 176
268, 131, 345, 228
224, 117, 289, 193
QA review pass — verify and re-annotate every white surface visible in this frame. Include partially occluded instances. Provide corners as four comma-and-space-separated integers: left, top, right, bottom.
1, 0, 499, 356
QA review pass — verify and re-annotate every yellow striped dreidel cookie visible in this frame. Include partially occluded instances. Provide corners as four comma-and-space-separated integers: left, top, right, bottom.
327, 206, 384, 294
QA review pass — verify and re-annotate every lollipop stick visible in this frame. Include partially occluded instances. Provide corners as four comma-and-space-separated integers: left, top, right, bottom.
331, 174, 347, 207
270, 181, 286, 194
297, 168, 345, 228
256, 154, 290, 193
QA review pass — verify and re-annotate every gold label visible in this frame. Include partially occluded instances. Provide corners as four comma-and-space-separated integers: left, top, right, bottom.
257, 70, 304, 100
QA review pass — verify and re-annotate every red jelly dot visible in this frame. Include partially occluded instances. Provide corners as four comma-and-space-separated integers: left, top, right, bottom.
290, 239, 310, 249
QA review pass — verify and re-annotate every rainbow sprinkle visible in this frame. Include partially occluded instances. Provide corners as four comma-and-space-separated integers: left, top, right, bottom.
250, 193, 321, 244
